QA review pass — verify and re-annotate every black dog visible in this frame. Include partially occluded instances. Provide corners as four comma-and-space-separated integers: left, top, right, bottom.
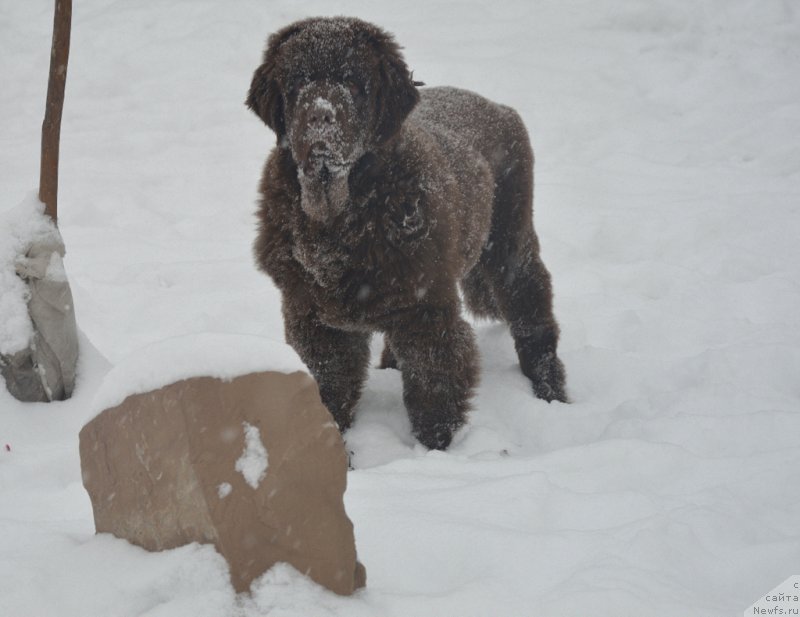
247, 17, 567, 449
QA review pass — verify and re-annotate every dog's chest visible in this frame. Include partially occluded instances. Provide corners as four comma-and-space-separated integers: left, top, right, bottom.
291, 230, 355, 290
290, 207, 431, 326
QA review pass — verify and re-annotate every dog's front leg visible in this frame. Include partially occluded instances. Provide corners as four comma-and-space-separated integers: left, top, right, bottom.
282, 302, 370, 432
387, 309, 479, 450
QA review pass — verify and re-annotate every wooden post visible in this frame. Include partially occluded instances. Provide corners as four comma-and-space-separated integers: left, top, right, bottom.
39, 0, 72, 224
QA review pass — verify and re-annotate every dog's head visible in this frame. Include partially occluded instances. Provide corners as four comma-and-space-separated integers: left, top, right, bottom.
247, 17, 420, 220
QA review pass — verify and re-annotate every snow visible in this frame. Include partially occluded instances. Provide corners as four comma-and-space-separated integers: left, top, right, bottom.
236, 422, 269, 489
218, 482, 233, 499
90, 333, 307, 414
312, 96, 337, 115
1, 1, 799, 616
45, 251, 68, 283
0, 193, 60, 355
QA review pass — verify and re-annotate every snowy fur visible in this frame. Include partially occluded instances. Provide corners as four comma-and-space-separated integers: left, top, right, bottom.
247, 17, 566, 449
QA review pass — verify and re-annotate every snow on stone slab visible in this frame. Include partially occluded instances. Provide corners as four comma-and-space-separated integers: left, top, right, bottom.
235, 421, 269, 489
90, 333, 309, 415
0, 193, 61, 356
217, 482, 233, 499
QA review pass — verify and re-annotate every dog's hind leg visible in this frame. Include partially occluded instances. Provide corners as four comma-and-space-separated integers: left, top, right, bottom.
483, 126, 568, 402
494, 239, 567, 402
377, 334, 398, 369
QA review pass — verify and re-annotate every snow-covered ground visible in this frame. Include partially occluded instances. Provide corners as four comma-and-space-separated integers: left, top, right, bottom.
2, 0, 799, 615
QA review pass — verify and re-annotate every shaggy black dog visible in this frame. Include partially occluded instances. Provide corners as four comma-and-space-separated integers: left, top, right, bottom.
247, 17, 567, 449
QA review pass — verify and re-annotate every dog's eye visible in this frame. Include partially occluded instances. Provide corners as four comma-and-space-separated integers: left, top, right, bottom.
345, 79, 363, 98
287, 78, 305, 99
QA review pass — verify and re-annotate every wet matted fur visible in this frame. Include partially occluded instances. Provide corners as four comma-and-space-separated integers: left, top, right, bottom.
247, 17, 567, 449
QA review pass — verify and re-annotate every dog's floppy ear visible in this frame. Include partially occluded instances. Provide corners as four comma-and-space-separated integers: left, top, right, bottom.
369, 30, 420, 144
246, 24, 303, 138
246, 62, 284, 135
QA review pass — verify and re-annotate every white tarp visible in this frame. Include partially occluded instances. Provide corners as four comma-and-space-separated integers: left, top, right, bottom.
1, 212, 78, 402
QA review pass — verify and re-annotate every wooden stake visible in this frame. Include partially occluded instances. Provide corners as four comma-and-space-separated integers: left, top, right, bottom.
39, 0, 72, 224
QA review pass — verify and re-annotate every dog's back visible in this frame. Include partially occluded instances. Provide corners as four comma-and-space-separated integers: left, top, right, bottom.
411, 87, 534, 190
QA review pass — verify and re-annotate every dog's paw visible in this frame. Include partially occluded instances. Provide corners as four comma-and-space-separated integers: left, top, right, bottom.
413, 422, 456, 450
525, 350, 568, 403
318, 386, 357, 432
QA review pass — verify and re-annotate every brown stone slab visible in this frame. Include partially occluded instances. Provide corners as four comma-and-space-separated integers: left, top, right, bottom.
79, 370, 365, 595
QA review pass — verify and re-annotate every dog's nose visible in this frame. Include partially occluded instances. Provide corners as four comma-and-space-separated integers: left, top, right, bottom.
308, 99, 335, 127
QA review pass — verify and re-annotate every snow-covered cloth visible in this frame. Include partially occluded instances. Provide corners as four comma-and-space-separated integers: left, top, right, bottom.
0, 194, 78, 401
